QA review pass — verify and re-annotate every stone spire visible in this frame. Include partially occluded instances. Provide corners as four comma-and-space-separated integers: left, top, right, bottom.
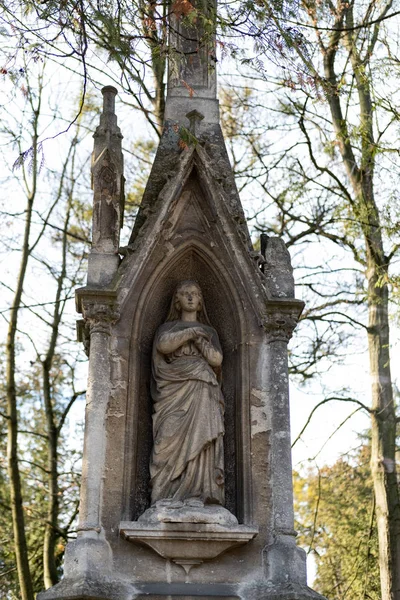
89, 86, 125, 286
165, 0, 219, 126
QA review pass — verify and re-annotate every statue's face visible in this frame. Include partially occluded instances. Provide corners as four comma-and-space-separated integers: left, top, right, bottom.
176, 284, 202, 314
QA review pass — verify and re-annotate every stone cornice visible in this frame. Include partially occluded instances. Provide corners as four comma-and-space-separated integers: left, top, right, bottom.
263, 299, 305, 343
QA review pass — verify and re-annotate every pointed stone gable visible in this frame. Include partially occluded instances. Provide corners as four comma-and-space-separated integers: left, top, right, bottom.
127, 123, 251, 254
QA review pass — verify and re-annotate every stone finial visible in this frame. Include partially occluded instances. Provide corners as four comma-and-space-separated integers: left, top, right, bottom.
102, 85, 117, 114
261, 235, 295, 298
93, 86, 122, 149
89, 87, 125, 286
164, 0, 219, 126
186, 110, 204, 136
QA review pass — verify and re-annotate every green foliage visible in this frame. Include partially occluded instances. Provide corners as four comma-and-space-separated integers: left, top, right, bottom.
294, 444, 380, 600
0, 357, 82, 596
179, 125, 198, 148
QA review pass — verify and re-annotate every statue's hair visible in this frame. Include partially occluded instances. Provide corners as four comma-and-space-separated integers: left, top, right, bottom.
166, 280, 211, 324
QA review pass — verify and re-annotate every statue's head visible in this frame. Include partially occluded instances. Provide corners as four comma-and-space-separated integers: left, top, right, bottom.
175, 280, 203, 314
166, 280, 210, 324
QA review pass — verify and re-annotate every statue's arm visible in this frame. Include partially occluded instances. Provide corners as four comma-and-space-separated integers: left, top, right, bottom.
195, 335, 223, 368
157, 328, 197, 354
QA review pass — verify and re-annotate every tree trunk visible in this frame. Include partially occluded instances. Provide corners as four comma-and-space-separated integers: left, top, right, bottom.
6, 146, 37, 600
6, 327, 34, 600
321, 8, 400, 597
42, 362, 59, 589
5, 78, 43, 597
367, 258, 400, 600
42, 160, 75, 588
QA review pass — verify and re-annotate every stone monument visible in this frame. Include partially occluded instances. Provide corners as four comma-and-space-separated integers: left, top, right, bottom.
39, 3, 325, 600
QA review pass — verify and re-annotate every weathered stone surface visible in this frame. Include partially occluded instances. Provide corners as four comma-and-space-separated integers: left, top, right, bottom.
89, 86, 124, 287
120, 521, 258, 573
126, 124, 253, 258
137, 505, 238, 526
87, 253, 120, 287
39, 4, 327, 599
37, 578, 137, 600
261, 235, 295, 299
238, 582, 326, 600
37, 536, 137, 600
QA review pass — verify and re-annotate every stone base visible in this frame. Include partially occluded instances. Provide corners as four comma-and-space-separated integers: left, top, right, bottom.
264, 534, 308, 586
37, 535, 128, 600
134, 581, 326, 599
237, 582, 326, 600
120, 520, 258, 573
38, 580, 326, 600
37, 578, 137, 600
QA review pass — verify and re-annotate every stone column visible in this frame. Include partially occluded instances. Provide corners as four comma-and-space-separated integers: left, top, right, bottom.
63, 292, 119, 584
78, 301, 118, 532
263, 299, 307, 586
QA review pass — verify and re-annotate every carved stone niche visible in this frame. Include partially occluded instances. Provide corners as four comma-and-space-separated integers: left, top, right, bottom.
83, 149, 308, 598
116, 240, 259, 572
94, 163, 272, 584
118, 263, 260, 570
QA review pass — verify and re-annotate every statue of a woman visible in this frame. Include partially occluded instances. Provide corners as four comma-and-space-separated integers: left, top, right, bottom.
149, 280, 225, 509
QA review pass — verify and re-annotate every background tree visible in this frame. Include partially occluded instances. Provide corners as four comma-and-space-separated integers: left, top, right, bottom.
294, 442, 380, 600
0, 62, 94, 597
217, 0, 400, 597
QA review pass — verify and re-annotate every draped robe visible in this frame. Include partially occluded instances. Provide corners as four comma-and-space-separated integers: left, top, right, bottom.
150, 320, 225, 506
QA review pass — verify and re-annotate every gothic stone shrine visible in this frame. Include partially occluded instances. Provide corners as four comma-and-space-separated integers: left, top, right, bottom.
38, 7, 326, 600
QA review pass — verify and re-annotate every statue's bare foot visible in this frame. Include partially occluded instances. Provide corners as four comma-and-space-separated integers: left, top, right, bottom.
184, 498, 204, 508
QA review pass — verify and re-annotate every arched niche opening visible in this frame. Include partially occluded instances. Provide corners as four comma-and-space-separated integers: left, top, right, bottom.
122, 241, 252, 524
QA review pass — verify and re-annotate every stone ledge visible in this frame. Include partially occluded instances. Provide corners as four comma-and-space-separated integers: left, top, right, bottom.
37, 577, 137, 600
237, 582, 327, 600
38, 580, 327, 600
120, 521, 258, 573
135, 582, 238, 598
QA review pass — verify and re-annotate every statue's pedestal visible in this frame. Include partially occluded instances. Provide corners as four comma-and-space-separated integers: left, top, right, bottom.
120, 520, 258, 574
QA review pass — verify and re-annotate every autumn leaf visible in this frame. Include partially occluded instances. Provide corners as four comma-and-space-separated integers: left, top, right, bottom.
171, 0, 195, 18
181, 79, 194, 97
